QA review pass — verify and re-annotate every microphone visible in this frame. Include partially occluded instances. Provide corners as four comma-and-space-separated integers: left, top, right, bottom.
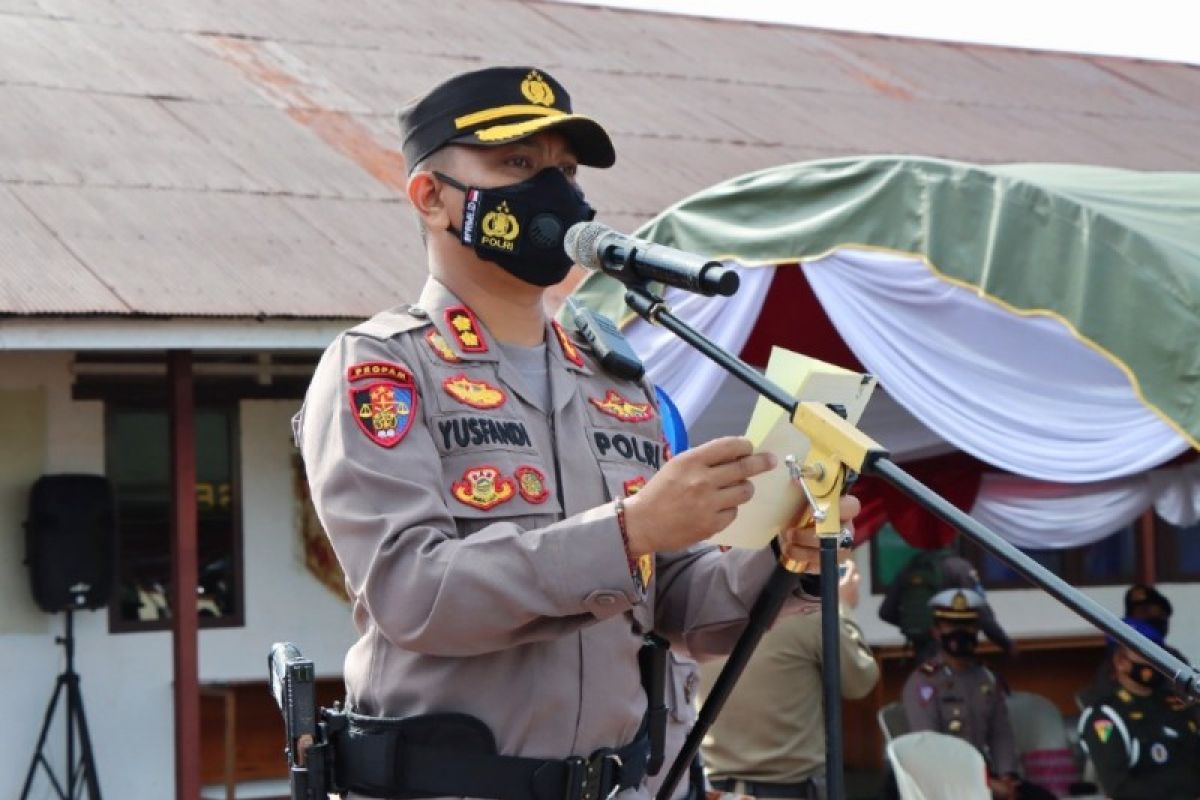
565, 221, 740, 297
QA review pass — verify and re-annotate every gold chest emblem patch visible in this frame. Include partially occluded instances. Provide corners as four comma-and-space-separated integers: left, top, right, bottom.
514, 465, 550, 504
590, 389, 654, 423
425, 329, 462, 363
442, 373, 506, 409
452, 466, 515, 511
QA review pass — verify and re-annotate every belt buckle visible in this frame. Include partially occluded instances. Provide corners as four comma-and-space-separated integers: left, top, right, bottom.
584, 750, 624, 800
563, 755, 588, 800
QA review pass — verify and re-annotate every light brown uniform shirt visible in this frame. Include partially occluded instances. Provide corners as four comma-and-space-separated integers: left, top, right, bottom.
296, 279, 817, 794
901, 656, 1018, 776
699, 609, 880, 784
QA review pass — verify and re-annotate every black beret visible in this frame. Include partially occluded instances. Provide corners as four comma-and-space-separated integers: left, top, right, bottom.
398, 66, 615, 172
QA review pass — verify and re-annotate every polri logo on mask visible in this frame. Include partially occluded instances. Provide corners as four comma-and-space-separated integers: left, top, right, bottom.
481, 201, 521, 253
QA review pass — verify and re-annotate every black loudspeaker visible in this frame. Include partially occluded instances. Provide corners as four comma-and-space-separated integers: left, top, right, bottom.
25, 474, 116, 613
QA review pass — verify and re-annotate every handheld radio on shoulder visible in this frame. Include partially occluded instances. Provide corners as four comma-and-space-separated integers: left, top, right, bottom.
566, 298, 645, 381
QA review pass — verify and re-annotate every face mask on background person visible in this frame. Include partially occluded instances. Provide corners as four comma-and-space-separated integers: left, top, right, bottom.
437, 167, 595, 287
940, 629, 979, 657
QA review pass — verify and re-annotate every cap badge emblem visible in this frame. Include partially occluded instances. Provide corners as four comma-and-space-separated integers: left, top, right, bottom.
521, 70, 555, 106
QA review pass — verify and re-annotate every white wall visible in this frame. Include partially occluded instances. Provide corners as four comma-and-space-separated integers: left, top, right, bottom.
0, 354, 355, 800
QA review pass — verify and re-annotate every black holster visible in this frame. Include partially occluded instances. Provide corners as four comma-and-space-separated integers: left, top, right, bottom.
640, 633, 670, 776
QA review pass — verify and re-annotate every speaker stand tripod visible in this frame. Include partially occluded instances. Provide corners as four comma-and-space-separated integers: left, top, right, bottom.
21, 608, 103, 800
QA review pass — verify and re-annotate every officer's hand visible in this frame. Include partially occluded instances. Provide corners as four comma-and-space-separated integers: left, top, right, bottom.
622, 436, 776, 556
776, 494, 861, 572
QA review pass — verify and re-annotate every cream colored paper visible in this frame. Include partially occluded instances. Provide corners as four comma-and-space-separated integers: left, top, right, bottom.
711, 348, 876, 549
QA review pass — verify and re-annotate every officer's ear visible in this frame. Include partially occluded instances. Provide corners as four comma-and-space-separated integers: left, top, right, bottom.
407, 170, 451, 234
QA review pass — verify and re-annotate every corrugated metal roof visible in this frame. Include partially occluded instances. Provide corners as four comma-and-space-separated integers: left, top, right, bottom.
2, 0, 1198, 318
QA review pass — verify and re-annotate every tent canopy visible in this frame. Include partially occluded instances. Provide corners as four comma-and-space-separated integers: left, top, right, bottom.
575, 156, 1200, 449
569, 156, 1200, 548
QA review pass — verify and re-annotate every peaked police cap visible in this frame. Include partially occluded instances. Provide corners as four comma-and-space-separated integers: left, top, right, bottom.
398, 66, 616, 171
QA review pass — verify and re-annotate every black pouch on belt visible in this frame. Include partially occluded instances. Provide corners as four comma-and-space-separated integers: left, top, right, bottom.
640, 633, 670, 776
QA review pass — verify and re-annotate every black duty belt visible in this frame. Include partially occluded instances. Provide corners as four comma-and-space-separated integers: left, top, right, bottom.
334, 712, 651, 800
710, 776, 819, 799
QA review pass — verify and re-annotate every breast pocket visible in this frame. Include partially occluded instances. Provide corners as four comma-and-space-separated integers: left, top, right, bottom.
438, 447, 563, 534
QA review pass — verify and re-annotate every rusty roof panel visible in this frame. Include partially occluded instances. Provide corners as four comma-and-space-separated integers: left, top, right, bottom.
0, 15, 265, 104
0, 86, 255, 191
2, 0, 1199, 319
160, 100, 401, 199
11, 184, 405, 317
0, 187, 129, 314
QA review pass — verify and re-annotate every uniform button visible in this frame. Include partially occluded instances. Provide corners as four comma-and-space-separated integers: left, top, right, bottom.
597, 595, 616, 606
408, 305, 428, 318
583, 590, 626, 619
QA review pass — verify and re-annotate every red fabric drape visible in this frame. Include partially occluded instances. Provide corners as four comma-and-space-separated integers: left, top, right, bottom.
738, 264, 985, 550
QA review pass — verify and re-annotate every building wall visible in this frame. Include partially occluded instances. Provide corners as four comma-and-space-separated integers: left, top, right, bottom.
2, 352, 1195, 798
0, 353, 355, 800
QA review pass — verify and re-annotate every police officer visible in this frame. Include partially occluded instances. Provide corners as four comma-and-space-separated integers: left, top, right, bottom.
296, 65, 858, 800
901, 589, 1051, 800
1078, 619, 1200, 800
878, 551, 1013, 661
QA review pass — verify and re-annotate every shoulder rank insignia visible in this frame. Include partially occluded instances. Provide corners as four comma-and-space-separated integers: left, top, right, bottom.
445, 306, 488, 353
552, 320, 585, 368
347, 362, 416, 448
590, 389, 654, 423
443, 373, 506, 409
514, 465, 550, 504
452, 465, 515, 510
1093, 719, 1114, 744
425, 328, 462, 363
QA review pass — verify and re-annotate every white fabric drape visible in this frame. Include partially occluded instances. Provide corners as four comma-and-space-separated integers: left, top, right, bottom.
802, 250, 1190, 482
969, 463, 1200, 550
624, 263, 774, 425
624, 249, 1199, 549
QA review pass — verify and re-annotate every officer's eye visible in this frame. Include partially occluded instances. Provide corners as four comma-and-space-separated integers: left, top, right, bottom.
505, 154, 534, 170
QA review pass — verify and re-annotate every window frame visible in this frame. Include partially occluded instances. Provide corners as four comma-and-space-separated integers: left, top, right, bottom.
104, 399, 245, 634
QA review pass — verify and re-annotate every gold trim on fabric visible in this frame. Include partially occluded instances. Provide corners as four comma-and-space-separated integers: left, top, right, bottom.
472, 113, 594, 143
453, 105, 564, 129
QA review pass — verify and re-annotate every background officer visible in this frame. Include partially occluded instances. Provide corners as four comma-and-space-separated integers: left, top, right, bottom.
700, 558, 880, 800
1079, 618, 1200, 800
297, 65, 856, 799
900, 589, 1051, 800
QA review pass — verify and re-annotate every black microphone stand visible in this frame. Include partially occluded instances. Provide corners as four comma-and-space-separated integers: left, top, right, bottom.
630, 284, 1200, 800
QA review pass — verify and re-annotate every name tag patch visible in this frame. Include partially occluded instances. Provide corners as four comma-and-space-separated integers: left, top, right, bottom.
593, 430, 662, 469
438, 416, 533, 451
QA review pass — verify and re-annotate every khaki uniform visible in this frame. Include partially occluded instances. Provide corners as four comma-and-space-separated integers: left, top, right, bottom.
1080, 686, 1200, 800
901, 657, 1017, 776
297, 278, 816, 794
700, 609, 880, 789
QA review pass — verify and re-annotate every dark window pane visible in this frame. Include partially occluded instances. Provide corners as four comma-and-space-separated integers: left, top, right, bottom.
108, 404, 240, 632
1156, 516, 1200, 580
978, 548, 1064, 587
1079, 525, 1136, 584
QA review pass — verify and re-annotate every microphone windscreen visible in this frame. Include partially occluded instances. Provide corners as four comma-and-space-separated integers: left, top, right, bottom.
564, 221, 611, 272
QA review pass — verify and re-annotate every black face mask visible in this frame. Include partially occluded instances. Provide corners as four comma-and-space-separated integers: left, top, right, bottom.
940, 629, 978, 657
436, 167, 595, 287
1128, 662, 1165, 691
